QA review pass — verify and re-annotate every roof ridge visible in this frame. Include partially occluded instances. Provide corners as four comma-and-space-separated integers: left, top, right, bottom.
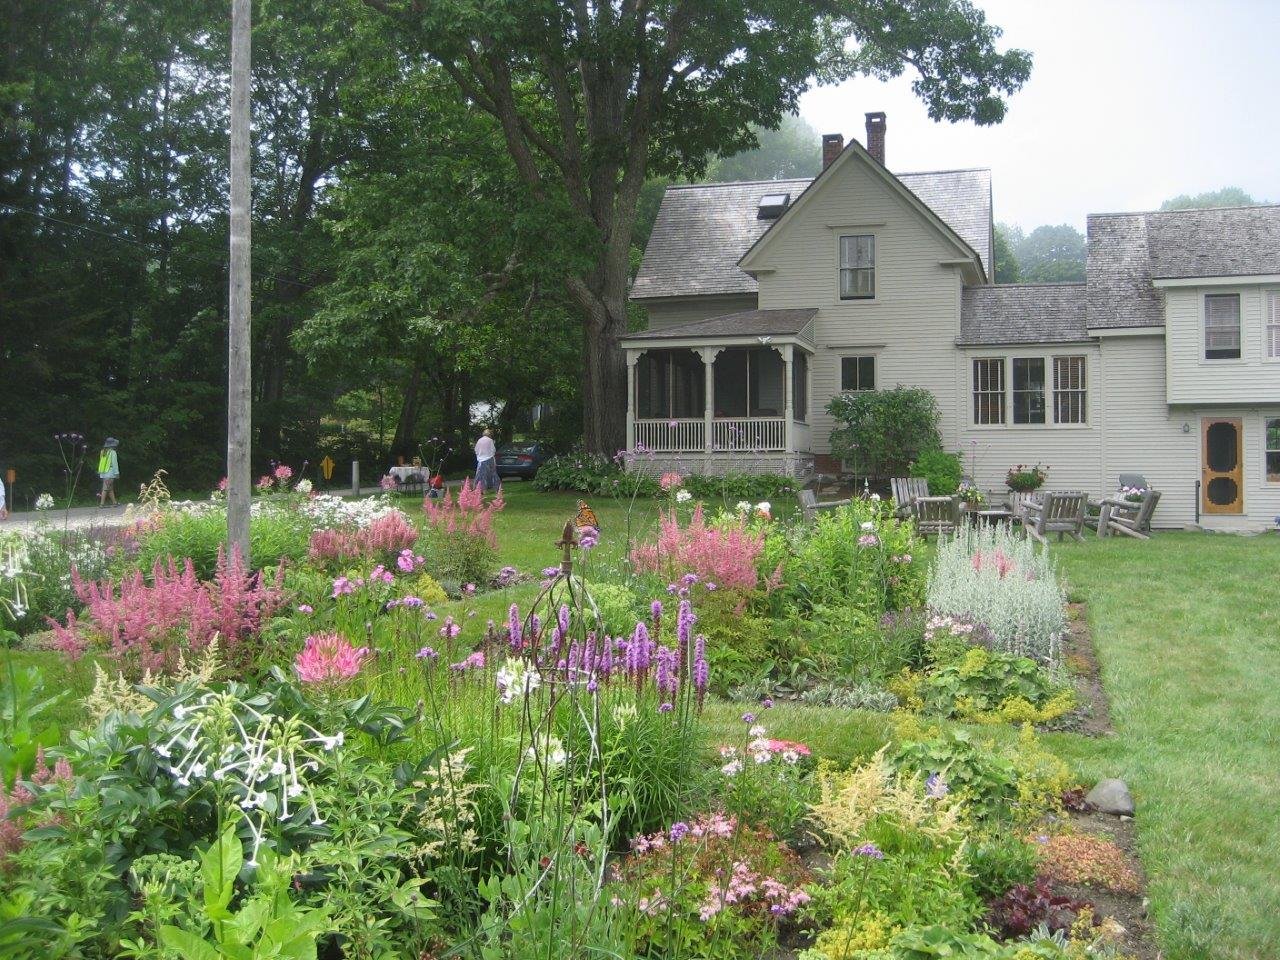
1090, 203, 1280, 219
968, 281, 1087, 289
897, 167, 991, 176
666, 178, 813, 190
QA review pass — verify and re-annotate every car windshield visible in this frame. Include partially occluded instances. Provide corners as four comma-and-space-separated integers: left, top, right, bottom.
500, 444, 539, 455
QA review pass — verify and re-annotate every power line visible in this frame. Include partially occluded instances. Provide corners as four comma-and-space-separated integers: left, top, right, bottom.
0, 200, 317, 293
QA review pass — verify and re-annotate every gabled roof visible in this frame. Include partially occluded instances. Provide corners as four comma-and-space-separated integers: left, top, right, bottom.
621, 308, 816, 343
959, 283, 1087, 345
632, 160, 993, 301
1086, 205, 1280, 328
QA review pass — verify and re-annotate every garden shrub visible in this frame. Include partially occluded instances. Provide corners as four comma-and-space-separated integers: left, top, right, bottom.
910, 448, 964, 496
827, 387, 941, 480
133, 504, 312, 579
586, 580, 643, 635
801, 603, 922, 683
420, 479, 503, 584
927, 524, 1067, 666
781, 499, 924, 615
533, 451, 795, 502
967, 832, 1040, 900
0, 529, 110, 635
986, 877, 1095, 939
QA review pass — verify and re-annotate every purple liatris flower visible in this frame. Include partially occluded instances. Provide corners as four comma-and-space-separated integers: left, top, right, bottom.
654, 645, 677, 695
650, 599, 663, 628
693, 633, 708, 706
658, 702, 673, 713
677, 599, 695, 666
557, 604, 570, 638
508, 603, 522, 650
416, 646, 439, 662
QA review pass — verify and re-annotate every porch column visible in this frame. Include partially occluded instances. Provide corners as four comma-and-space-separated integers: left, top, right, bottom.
626, 350, 638, 453
700, 346, 716, 457
781, 343, 794, 455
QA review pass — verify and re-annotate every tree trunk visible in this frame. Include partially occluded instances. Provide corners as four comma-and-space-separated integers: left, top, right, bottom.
391, 360, 423, 458
581, 304, 627, 456
227, 0, 253, 563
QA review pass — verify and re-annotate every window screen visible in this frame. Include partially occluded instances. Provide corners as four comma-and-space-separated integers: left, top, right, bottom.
839, 235, 875, 299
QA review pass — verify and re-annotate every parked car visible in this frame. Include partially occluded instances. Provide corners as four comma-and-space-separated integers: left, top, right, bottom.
495, 442, 549, 480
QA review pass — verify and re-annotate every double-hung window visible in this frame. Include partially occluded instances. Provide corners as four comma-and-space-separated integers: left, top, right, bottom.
1012, 358, 1046, 424
1267, 290, 1280, 360
1267, 418, 1280, 483
1052, 356, 1087, 424
839, 235, 875, 299
1204, 293, 1241, 360
840, 355, 876, 392
973, 358, 1006, 425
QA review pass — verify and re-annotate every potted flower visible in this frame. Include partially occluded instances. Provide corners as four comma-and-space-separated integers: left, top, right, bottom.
1005, 463, 1047, 493
1119, 485, 1147, 503
956, 481, 986, 511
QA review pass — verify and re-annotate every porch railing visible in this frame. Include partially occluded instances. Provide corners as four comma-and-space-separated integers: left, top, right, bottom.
712, 417, 786, 452
634, 418, 705, 453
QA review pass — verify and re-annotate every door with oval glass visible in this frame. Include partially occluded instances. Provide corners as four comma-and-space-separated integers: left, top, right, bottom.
1201, 417, 1243, 514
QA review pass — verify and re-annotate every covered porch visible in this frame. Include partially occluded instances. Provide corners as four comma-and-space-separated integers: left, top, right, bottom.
620, 308, 816, 475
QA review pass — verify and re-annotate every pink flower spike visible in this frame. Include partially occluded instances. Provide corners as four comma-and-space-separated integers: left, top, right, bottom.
294, 632, 368, 684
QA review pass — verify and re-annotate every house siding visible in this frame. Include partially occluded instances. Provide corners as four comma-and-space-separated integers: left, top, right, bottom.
751, 157, 966, 456
1165, 285, 1280, 403
640, 294, 758, 330
956, 345, 1104, 497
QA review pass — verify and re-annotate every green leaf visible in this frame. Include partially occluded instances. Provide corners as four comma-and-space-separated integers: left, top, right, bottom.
201, 824, 243, 914
159, 925, 222, 960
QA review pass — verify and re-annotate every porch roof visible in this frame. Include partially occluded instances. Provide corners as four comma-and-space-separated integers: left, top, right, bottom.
621, 307, 816, 348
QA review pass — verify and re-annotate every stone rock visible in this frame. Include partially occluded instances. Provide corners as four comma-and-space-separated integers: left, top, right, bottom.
1086, 778, 1135, 816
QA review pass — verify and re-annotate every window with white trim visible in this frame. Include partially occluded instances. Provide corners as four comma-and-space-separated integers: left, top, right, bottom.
1267, 290, 1280, 360
1053, 356, 1087, 424
1267, 418, 1280, 483
838, 235, 875, 299
973, 358, 1006, 425
1012, 358, 1046, 424
1204, 293, 1241, 360
840, 355, 876, 392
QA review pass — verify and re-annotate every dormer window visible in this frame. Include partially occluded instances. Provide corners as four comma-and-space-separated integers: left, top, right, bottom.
839, 235, 875, 300
1204, 293, 1241, 360
756, 193, 790, 220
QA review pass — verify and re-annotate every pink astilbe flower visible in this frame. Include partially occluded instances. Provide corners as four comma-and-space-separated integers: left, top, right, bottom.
307, 511, 419, 565
294, 632, 368, 684
422, 478, 504, 546
658, 471, 684, 492
0, 747, 74, 866
50, 548, 285, 677
629, 505, 771, 595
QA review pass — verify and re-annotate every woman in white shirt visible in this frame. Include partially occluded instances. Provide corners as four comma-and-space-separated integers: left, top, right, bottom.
474, 429, 498, 492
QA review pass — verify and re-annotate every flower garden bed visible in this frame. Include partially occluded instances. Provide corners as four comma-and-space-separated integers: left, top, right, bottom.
0, 475, 1160, 959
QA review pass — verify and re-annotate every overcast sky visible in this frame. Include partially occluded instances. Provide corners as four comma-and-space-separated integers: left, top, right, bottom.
799, 0, 1280, 231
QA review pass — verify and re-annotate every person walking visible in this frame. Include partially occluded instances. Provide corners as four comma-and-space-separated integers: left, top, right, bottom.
97, 437, 120, 507
474, 428, 498, 492
0, 472, 7, 520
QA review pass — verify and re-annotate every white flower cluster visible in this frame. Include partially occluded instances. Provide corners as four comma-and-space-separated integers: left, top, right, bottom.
154, 691, 341, 866
524, 733, 567, 770
294, 478, 313, 495
34, 493, 55, 511
297, 493, 402, 529
495, 657, 542, 705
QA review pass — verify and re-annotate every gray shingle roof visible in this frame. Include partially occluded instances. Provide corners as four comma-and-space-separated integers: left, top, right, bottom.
1086, 205, 1280, 328
1145, 205, 1280, 278
959, 283, 1087, 345
623, 308, 817, 341
632, 168, 992, 300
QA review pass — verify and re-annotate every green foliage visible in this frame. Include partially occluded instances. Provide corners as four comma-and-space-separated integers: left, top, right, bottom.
908, 642, 1073, 725
1005, 464, 1048, 492
779, 500, 925, 615
533, 452, 795, 504
585, 581, 642, 635
993, 224, 1021, 283
133, 507, 312, 580
827, 389, 942, 480
910, 450, 964, 497
0, 665, 65, 787
706, 114, 821, 181
1161, 186, 1265, 210
0, 530, 110, 636
967, 832, 1039, 901
891, 729, 1020, 824
1003, 223, 1085, 283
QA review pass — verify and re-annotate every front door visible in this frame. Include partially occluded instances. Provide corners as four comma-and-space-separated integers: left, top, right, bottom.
1201, 417, 1244, 514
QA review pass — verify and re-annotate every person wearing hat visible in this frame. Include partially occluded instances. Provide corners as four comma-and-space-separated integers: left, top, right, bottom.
97, 437, 120, 507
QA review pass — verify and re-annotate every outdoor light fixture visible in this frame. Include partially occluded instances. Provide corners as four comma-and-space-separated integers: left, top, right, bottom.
1182, 422, 1192, 434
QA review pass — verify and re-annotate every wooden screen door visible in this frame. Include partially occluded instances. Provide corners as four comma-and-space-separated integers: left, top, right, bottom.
1201, 417, 1244, 514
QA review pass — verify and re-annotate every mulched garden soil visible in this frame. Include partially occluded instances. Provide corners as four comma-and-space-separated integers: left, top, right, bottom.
1051, 809, 1158, 960
1044, 601, 1115, 737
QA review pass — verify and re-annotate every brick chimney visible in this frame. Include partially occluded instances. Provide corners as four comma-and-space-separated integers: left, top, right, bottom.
822, 133, 844, 170
865, 112, 886, 166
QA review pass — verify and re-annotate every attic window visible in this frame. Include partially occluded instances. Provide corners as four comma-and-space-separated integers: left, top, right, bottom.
757, 193, 790, 220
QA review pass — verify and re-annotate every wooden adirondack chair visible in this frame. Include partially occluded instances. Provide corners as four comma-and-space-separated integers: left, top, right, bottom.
797, 488, 851, 522
1102, 489, 1162, 539
911, 496, 960, 538
1024, 491, 1088, 544
1006, 491, 1042, 524
890, 477, 929, 519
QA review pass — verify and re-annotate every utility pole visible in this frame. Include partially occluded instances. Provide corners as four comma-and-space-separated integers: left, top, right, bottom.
227, 0, 252, 562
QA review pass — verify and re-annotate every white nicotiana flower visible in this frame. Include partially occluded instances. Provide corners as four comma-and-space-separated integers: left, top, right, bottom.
34, 493, 55, 511
270, 760, 286, 776
735, 500, 752, 513
675, 489, 692, 503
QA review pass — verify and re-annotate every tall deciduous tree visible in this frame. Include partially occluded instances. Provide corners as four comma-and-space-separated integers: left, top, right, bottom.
1161, 186, 1266, 211
360, 0, 1031, 453
1011, 223, 1085, 283
707, 115, 821, 182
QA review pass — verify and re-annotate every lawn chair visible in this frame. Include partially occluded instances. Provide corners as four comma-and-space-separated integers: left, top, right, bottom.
796, 488, 851, 522
1090, 489, 1162, 540
1117, 473, 1149, 490
890, 477, 929, 519
911, 496, 960, 539
1024, 491, 1088, 544
1006, 491, 1042, 525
